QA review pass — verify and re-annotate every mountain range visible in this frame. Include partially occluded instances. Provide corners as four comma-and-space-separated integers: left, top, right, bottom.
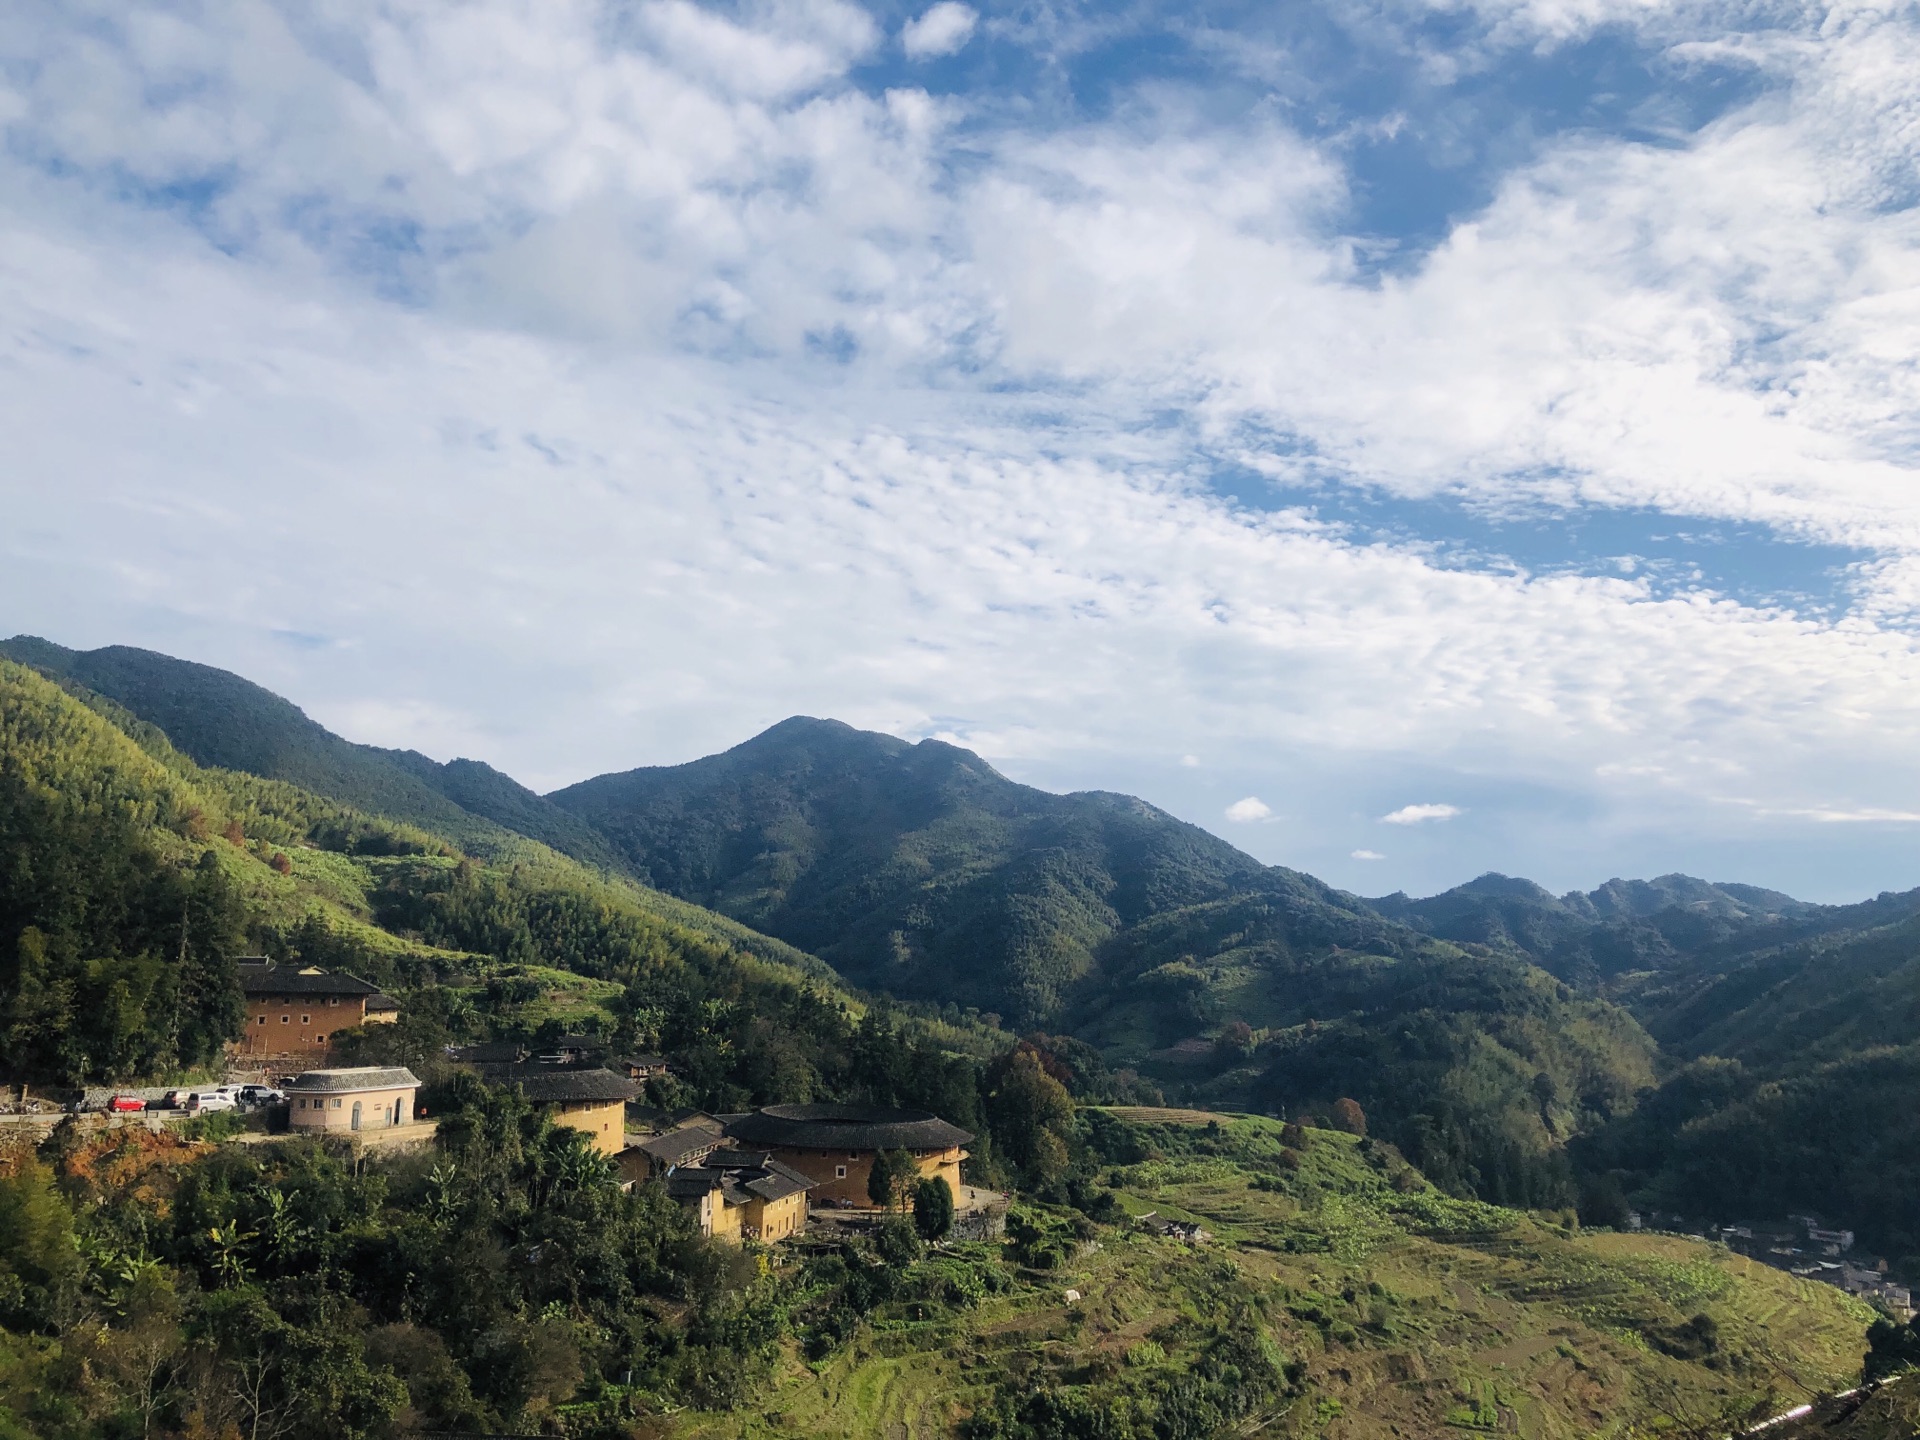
10, 634, 1920, 1255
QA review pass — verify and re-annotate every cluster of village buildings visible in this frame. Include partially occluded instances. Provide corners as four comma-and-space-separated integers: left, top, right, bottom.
1634, 1209, 1914, 1318
228, 963, 973, 1243
233, 963, 1920, 1306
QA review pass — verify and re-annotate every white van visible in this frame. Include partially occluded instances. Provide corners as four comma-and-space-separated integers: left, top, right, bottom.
185, 1091, 237, 1113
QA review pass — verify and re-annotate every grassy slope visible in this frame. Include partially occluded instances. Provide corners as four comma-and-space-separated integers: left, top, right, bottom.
679, 1117, 1870, 1440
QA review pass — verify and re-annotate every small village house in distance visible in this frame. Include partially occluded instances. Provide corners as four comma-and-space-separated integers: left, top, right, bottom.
723, 1104, 971, 1207
623, 1103, 972, 1241
285, 1067, 419, 1134
232, 962, 399, 1063
663, 1151, 814, 1242
505, 1068, 640, 1156
626, 1112, 728, 1180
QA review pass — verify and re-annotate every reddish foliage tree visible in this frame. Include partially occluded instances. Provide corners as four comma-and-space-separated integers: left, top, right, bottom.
1331, 1097, 1367, 1136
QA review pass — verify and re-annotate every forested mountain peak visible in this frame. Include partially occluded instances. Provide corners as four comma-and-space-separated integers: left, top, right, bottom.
548, 714, 1272, 1020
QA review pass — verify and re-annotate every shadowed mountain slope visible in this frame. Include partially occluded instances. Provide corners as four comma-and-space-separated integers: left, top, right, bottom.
545, 717, 1672, 1209
548, 716, 1275, 1023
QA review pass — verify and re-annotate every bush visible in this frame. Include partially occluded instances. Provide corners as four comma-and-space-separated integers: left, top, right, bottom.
873, 1216, 924, 1269
913, 1176, 955, 1241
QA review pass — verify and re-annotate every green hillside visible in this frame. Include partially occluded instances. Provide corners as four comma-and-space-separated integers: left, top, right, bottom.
0, 636, 631, 874
673, 1112, 1870, 1440
546, 717, 1663, 1208
0, 656, 973, 1107
1366, 871, 1830, 984
18, 636, 1920, 1266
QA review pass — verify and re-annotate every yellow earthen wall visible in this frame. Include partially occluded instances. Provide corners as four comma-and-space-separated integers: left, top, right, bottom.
235, 995, 367, 1060
763, 1145, 966, 1207
288, 1085, 415, 1133
549, 1097, 628, 1156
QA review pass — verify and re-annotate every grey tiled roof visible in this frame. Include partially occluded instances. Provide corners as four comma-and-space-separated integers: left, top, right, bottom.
285, 1067, 420, 1093
637, 1128, 722, 1165
665, 1169, 725, 1200
239, 965, 379, 997
661, 1149, 816, 1206
451, 1041, 528, 1064
502, 1067, 640, 1104
726, 1103, 973, 1152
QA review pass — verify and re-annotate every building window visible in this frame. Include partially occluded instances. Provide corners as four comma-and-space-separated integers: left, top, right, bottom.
301, 1015, 310, 1024
315, 1033, 326, 1044
257, 1017, 266, 1026
328, 997, 338, 1006
281, 1015, 290, 1024
331, 1098, 342, 1109
836, 1166, 847, 1179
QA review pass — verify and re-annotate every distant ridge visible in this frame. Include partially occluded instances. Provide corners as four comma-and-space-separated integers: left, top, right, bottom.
0, 636, 626, 872
1365, 870, 1825, 982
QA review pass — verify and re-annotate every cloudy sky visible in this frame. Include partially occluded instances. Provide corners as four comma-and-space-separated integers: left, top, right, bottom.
6, 0, 1920, 902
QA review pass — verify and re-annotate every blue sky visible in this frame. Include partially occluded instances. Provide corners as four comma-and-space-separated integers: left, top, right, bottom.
6, 0, 1920, 902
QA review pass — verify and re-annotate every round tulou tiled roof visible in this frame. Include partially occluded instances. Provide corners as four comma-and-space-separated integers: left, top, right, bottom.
285, 1067, 420, 1093
725, 1103, 973, 1152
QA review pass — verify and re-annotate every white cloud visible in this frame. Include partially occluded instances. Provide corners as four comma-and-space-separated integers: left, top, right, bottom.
1381, 804, 1464, 826
1351, 849, 1386, 860
1226, 797, 1275, 822
901, 3, 977, 59
6, 0, 1920, 900
1179, 754, 1200, 767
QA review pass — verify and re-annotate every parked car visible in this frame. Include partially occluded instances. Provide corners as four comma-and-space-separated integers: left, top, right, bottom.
237, 1084, 284, 1108
184, 1091, 236, 1113
152, 1089, 189, 1111
107, 1095, 146, 1113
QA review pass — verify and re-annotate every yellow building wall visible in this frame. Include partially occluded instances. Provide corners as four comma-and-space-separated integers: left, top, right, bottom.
764, 1145, 967, 1207
235, 995, 367, 1060
710, 1194, 745, 1242
746, 1190, 807, 1242
288, 1086, 415, 1133
550, 1098, 628, 1156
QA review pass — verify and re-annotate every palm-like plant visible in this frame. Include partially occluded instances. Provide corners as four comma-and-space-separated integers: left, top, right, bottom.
207, 1220, 257, 1287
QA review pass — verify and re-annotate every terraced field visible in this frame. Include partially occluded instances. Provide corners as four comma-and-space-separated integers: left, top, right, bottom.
672, 1116, 1877, 1439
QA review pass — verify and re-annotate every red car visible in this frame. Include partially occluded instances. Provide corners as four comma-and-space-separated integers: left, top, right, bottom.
107, 1095, 146, 1113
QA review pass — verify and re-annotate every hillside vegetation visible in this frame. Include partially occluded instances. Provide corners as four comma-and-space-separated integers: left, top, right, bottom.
1376, 867, 1920, 1263
547, 716, 1664, 1209
676, 1111, 1871, 1440
15, 635, 1920, 1268
0, 637, 631, 874
0, 640, 1909, 1437
0, 657, 991, 1116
